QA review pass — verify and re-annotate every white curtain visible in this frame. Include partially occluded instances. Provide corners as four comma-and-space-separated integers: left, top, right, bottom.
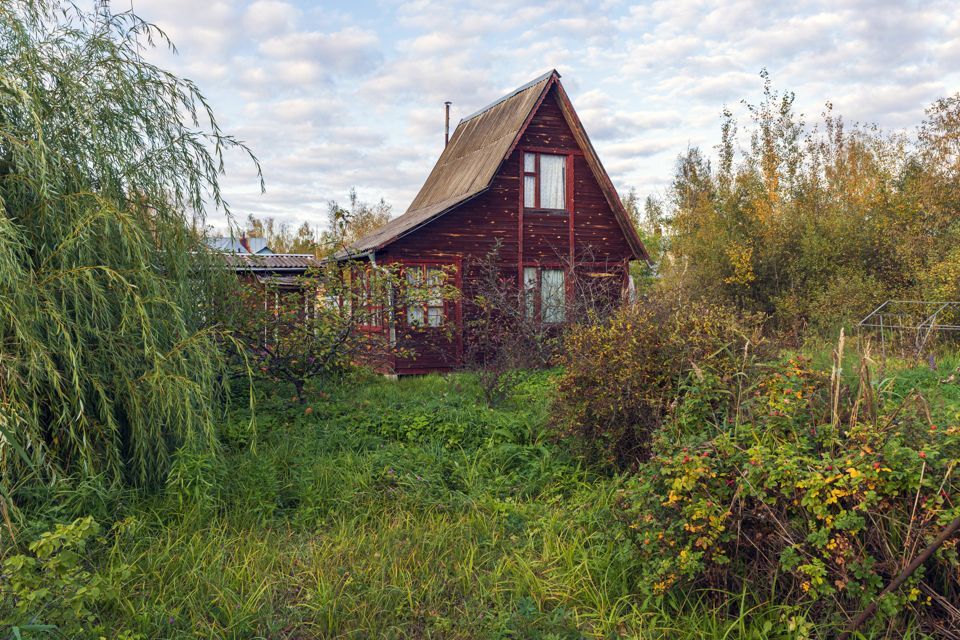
541, 268, 565, 323
524, 175, 536, 208
406, 269, 424, 326
539, 154, 565, 210
523, 267, 538, 320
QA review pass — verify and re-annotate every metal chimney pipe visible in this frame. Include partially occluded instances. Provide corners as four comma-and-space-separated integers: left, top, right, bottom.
444, 101, 451, 146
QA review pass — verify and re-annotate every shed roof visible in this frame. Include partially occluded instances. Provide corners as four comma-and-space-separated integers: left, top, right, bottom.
341, 70, 648, 262
220, 253, 320, 272
207, 236, 274, 254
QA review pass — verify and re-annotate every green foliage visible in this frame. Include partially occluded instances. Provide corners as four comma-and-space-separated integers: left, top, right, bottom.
552, 299, 765, 468
165, 447, 226, 513
617, 355, 960, 632
661, 70, 960, 335
1, 516, 133, 638
0, 1, 258, 490
221, 261, 459, 402
5, 368, 950, 638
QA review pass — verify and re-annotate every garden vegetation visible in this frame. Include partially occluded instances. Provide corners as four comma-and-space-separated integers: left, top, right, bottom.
2, 2, 960, 639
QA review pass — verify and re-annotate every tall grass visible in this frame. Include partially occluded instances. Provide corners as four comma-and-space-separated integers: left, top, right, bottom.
3, 373, 918, 638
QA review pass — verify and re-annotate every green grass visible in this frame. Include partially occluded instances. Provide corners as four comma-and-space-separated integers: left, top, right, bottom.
3, 370, 943, 638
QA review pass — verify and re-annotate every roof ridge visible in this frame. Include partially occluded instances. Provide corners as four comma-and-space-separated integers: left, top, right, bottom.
459, 69, 558, 124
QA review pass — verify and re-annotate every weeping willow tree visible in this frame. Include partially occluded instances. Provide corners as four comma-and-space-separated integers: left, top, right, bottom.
0, 0, 260, 494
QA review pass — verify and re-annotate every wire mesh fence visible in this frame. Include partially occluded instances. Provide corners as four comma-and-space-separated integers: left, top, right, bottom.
858, 300, 960, 359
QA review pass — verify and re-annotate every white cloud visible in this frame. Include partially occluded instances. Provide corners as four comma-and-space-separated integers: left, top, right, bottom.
242, 1, 299, 35
126, 0, 960, 231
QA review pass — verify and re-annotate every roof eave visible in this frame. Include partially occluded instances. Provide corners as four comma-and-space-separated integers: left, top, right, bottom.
371, 188, 490, 253
550, 78, 651, 264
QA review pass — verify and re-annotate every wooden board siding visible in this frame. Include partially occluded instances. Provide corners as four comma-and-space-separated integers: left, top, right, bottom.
517, 89, 577, 150
378, 87, 635, 374
381, 152, 521, 266
572, 154, 633, 260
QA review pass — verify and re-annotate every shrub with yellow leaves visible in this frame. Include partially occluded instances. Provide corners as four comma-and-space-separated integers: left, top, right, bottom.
616, 356, 960, 633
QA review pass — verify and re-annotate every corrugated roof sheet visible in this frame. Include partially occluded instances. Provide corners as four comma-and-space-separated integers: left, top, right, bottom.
341, 71, 556, 256
220, 253, 320, 271
207, 236, 273, 254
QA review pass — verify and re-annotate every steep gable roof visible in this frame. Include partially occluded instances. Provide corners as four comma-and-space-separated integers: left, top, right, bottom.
343, 70, 648, 262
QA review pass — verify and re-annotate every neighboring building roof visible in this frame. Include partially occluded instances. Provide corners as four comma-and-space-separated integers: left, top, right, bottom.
207, 236, 274, 254
220, 253, 319, 272
341, 70, 649, 262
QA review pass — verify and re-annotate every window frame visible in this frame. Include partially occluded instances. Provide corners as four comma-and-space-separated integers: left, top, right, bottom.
356, 267, 384, 330
404, 264, 446, 328
522, 151, 567, 212
522, 265, 567, 324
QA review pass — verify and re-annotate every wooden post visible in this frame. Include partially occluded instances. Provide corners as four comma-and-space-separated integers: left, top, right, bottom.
838, 514, 960, 640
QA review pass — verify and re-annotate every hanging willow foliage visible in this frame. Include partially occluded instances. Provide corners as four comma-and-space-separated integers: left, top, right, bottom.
0, 0, 261, 491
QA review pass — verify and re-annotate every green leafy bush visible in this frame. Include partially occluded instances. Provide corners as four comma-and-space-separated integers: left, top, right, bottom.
552, 300, 765, 468
1, 517, 133, 638
165, 447, 226, 513
617, 356, 960, 632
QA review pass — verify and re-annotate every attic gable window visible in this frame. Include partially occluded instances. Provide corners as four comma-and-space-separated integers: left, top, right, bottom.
523, 152, 566, 210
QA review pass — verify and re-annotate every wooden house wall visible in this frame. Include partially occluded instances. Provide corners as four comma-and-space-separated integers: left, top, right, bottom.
377, 86, 635, 374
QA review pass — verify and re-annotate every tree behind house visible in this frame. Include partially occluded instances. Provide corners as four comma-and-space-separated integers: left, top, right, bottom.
661, 70, 960, 336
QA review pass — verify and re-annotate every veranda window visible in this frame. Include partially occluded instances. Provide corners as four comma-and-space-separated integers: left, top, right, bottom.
358, 268, 383, 328
405, 265, 445, 327
523, 152, 566, 210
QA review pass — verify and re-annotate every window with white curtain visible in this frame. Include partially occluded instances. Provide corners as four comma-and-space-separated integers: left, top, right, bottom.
540, 268, 565, 323
405, 265, 445, 327
523, 153, 536, 208
539, 155, 565, 209
426, 268, 444, 327
523, 267, 538, 320
523, 267, 566, 324
522, 152, 566, 210
405, 268, 424, 326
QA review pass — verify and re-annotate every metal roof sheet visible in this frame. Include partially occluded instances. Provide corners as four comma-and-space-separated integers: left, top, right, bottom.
220, 253, 320, 272
207, 236, 273, 254
340, 71, 557, 256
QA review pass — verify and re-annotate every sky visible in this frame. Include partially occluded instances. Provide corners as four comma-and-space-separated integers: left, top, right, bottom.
129, 0, 960, 231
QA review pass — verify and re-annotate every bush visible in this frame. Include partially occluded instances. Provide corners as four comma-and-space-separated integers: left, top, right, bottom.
0, 517, 133, 638
463, 241, 624, 406
616, 355, 960, 633
660, 72, 960, 335
551, 299, 765, 468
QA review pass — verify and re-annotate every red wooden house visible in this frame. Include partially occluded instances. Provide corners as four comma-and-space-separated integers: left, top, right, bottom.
339, 70, 648, 375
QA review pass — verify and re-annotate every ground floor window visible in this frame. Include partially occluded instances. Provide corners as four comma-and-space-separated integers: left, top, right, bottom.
523, 266, 566, 323
405, 264, 445, 327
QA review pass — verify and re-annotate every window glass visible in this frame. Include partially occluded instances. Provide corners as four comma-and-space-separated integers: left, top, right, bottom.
524, 152, 536, 173
524, 175, 536, 208
426, 269, 444, 327
539, 154, 565, 209
541, 268, 565, 323
426, 269, 443, 305
406, 268, 424, 326
523, 267, 538, 320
